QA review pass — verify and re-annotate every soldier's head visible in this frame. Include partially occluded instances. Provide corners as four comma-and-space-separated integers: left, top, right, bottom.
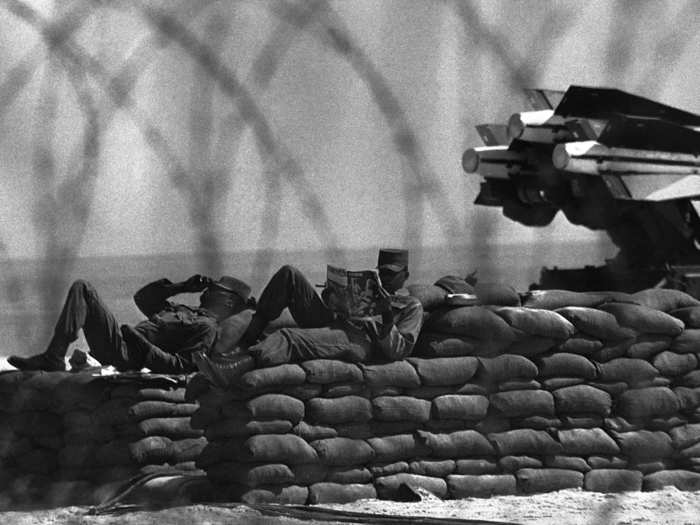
200, 276, 254, 319
377, 248, 409, 293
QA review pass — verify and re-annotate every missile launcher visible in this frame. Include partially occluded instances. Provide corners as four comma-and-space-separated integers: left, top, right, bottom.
463, 85, 700, 296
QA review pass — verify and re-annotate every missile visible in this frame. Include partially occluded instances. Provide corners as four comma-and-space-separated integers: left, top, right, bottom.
507, 110, 574, 143
552, 141, 700, 175
462, 146, 535, 179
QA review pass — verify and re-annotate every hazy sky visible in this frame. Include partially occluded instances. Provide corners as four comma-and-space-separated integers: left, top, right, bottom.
0, 0, 698, 259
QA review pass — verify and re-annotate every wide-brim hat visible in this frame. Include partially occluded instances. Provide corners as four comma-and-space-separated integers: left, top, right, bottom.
209, 276, 251, 300
377, 248, 409, 272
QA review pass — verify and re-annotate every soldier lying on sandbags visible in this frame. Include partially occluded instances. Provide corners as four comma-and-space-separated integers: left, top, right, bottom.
196, 249, 423, 383
8, 274, 255, 374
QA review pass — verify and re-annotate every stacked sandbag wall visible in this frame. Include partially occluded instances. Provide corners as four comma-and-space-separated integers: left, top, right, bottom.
189, 287, 700, 503
0, 372, 204, 508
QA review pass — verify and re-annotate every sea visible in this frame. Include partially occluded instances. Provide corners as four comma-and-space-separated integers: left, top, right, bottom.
0, 240, 616, 357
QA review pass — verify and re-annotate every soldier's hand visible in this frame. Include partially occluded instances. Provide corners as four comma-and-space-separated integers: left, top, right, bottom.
183, 274, 212, 293
375, 286, 393, 314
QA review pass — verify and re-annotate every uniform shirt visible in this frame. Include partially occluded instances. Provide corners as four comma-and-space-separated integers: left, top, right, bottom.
360, 291, 424, 361
132, 279, 218, 357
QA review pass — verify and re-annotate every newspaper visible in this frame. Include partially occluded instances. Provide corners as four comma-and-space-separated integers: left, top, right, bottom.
325, 264, 383, 320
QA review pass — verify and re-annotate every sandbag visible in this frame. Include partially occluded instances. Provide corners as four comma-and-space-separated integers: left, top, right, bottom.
557, 428, 620, 455
646, 415, 688, 432
129, 436, 174, 465
424, 306, 516, 341
516, 468, 583, 493
504, 336, 558, 358
561, 414, 603, 428
206, 418, 293, 440
588, 381, 628, 397
308, 482, 376, 504
360, 361, 421, 389
170, 437, 207, 463
323, 382, 367, 398
557, 335, 604, 356
310, 437, 374, 466
239, 364, 307, 390
128, 401, 199, 420
510, 416, 561, 430
591, 339, 635, 362
499, 456, 542, 472
325, 467, 372, 484
668, 306, 700, 328
541, 378, 585, 390
616, 387, 680, 419
369, 461, 410, 477
424, 419, 472, 433
416, 429, 494, 458
669, 329, 700, 353
227, 484, 309, 505
306, 396, 373, 425
413, 332, 495, 358
243, 434, 318, 464
653, 351, 697, 377
371, 396, 431, 422
626, 334, 672, 359
669, 423, 700, 449
454, 459, 500, 475
498, 379, 541, 391
474, 282, 520, 307
555, 306, 637, 341
207, 462, 295, 487
409, 460, 455, 478
678, 442, 700, 458
537, 353, 597, 379
292, 421, 338, 441
301, 360, 363, 384
407, 284, 447, 310
613, 430, 673, 459
280, 383, 324, 400
405, 385, 462, 400
487, 429, 562, 456
584, 469, 642, 492
552, 385, 612, 416
246, 394, 305, 424
495, 307, 575, 339
407, 357, 479, 386
597, 303, 684, 336
448, 474, 516, 498
544, 455, 590, 472
432, 395, 489, 420
643, 470, 700, 491
587, 456, 627, 469
375, 473, 448, 500
293, 463, 329, 485
477, 354, 539, 383
679, 370, 700, 388
674, 387, 700, 412
630, 459, 672, 474
367, 434, 431, 463
596, 358, 659, 386
489, 390, 555, 417
522, 290, 613, 310
334, 422, 372, 439
631, 289, 700, 312
604, 417, 641, 433
370, 420, 422, 437
135, 417, 203, 439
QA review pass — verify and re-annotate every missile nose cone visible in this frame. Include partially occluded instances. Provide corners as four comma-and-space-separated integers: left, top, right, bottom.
462, 148, 479, 173
507, 113, 525, 141
552, 144, 569, 170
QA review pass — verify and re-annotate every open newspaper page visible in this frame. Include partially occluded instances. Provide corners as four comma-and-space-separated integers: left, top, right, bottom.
325, 265, 382, 320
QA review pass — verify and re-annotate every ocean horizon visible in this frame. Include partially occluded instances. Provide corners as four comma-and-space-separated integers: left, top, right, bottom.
0, 240, 616, 357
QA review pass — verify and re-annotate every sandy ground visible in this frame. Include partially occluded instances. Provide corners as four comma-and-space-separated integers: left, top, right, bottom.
2, 488, 700, 525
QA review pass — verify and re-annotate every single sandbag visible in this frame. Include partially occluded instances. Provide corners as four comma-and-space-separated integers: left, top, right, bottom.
670, 423, 700, 449
367, 434, 431, 463
407, 357, 479, 386
242, 434, 318, 464
306, 396, 372, 425
670, 329, 700, 353
613, 430, 673, 459
308, 482, 377, 504
406, 460, 455, 479
504, 336, 558, 358
424, 306, 516, 341
246, 394, 305, 424
679, 370, 700, 388
674, 387, 700, 412
626, 334, 673, 359
544, 455, 590, 472
495, 307, 575, 340
375, 473, 448, 500
489, 390, 555, 417
281, 383, 323, 400
448, 474, 517, 498
360, 361, 421, 389
557, 335, 604, 356
631, 289, 700, 312
561, 414, 603, 428
310, 437, 374, 466
488, 429, 562, 456
596, 358, 659, 386
372, 396, 431, 422
597, 303, 684, 336
541, 377, 584, 390
227, 484, 309, 505
669, 306, 700, 329
322, 382, 367, 398
516, 468, 583, 493
301, 360, 363, 384
557, 428, 620, 455
522, 290, 613, 310
135, 417, 203, 439
643, 470, 700, 491
128, 401, 199, 420
206, 418, 293, 440
128, 436, 173, 465
325, 467, 372, 484
616, 387, 680, 419
416, 429, 494, 458
653, 351, 698, 377
239, 364, 307, 390
405, 385, 461, 400
555, 306, 636, 341
455, 459, 500, 475
474, 281, 521, 307
334, 422, 372, 439
592, 339, 635, 362
584, 469, 642, 492
407, 284, 447, 311
499, 379, 541, 391
207, 462, 295, 487
537, 353, 597, 379
369, 462, 410, 477
432, 395, 489, 420
499, 456, 542, 472
552, 385, 612, 416
477, 354, 539, 383
510, 416, 561, 430
413, 332, 497, 358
